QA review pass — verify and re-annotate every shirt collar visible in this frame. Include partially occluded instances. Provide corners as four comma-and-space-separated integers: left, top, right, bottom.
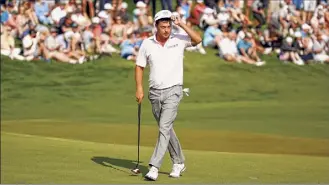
152, 34, 175, 43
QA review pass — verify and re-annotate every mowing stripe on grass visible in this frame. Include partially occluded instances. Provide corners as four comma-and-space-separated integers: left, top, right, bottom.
2, 121, 329, 157
2, 132, 329, 183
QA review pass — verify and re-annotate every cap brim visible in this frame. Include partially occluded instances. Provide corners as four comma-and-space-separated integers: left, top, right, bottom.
155, 16, 171, 22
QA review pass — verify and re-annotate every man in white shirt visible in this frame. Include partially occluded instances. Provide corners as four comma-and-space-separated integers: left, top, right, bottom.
135, 10, 202, 181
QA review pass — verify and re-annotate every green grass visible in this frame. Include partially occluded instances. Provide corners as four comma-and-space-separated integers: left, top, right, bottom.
1, 46, 329, 183
2, 132, 329, 184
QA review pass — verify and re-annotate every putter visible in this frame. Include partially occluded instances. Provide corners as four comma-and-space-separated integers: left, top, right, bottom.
131, 103, 141, 175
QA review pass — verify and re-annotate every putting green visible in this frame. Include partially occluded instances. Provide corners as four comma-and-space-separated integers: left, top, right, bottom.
2, 131, 329, 183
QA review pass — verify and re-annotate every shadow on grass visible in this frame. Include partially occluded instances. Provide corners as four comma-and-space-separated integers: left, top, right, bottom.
91, 156, 170, 178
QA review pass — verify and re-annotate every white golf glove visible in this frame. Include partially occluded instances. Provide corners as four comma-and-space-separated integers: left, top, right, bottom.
183, 88, 190, 96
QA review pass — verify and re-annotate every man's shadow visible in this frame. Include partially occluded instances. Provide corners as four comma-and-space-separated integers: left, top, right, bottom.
91, 156, 170, 177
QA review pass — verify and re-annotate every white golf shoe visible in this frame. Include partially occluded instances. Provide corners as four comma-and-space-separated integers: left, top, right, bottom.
144, 166, 159, 181
169, 164, 186, 178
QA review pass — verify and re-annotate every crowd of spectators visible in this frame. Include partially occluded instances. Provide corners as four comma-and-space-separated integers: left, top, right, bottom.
1, 0, 329, 65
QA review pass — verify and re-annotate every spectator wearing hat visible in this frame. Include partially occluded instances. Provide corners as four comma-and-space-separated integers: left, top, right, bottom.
202, 20, 222, 48
217, 7, 232, 31
71, 7, 90, 27
293, 31, 314, 63
279, 36, 305, 65
116, 2, 130, 24
103, 3, 114, 26
63, 30, 86, 63
219, 31, 262, 65
237, 32, 266, 66
199, 7, 218, 30
90, 16, 118, 55
98, 10, 110, 32
312, 32, 329, 63
301, 23, 312, 37
133, 1, 149, 29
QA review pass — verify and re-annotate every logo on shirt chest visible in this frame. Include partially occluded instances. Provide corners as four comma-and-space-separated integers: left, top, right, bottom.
167, 44, 178, 49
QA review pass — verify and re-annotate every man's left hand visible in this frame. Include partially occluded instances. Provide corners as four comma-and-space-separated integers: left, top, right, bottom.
171, 14, 182, 26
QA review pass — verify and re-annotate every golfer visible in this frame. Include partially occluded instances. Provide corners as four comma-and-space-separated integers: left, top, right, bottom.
134, 10, 202, 181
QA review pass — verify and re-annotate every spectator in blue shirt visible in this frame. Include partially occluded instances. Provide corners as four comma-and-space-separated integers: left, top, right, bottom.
203, 22, 222, 48
1, 4, 9, 24
237, 32, 266, 65
34, 0, 53, 25
120, 32, 139, 61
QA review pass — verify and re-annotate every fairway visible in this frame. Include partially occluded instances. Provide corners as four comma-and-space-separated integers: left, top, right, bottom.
2, 132, 329, 183
1, 46, 329, 183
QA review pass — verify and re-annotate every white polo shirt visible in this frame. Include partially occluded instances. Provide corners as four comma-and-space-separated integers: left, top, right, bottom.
136, 33, 192, 89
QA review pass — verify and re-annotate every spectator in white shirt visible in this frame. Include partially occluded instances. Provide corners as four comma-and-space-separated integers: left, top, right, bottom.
1, 25, 25, 60
51, 2, 67, 25
219, 31, 263, 65
312, 33, 329, 64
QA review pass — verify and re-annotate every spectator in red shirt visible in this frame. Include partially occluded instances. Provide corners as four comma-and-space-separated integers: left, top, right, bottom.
187, 0, 206, 27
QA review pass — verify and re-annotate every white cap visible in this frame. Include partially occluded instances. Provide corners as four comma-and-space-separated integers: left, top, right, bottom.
318, 5, 324, 9
294, 31, 302, 38
286, 36, 293, 43
92, 17, 100, 24
133, 8, 141, 15
302, 23, 311, 30
98, 11, 108, 19
23, 35, 33, 48
196, 0, 203, 3
67, 6, 73, 13
120, 2, 128, 9
64, 31, 74, 41
204, 7, 214, 14
71, 14, 78, 22
220, 7, 227, 12
104, 3, 113, 10
136, 1, 146, 8
154, 10, 172, 22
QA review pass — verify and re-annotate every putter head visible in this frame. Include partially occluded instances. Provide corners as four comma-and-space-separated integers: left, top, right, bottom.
131, 168, 141, 175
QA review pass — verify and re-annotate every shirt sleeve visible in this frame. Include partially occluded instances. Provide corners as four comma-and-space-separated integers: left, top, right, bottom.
135, 40, 148, 67
175, 33, 193, 48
